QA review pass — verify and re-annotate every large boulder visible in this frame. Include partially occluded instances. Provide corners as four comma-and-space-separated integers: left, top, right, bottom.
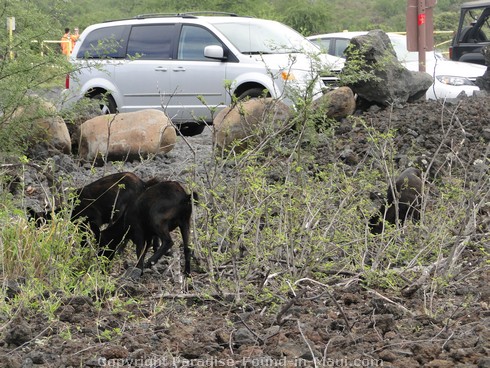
79, 109, 176, 162
475, 45, 490, 91
213, 98, 292, 153
311, 86, 356, 120
13, 96, 71, 154
343, 30, 433, 105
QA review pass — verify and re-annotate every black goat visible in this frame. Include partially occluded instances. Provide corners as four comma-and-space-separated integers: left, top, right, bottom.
29, 172, 156, 244
99, 181, 197, 278
369, 167, 423, 234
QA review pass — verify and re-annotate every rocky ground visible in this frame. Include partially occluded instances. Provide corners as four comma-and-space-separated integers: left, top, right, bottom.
1, 94, 490, 367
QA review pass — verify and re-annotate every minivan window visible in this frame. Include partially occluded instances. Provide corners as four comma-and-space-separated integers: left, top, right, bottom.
213, 21, 316, 54
76, 25, 128, 59
127, 24, 174, 59
177, 25, 221, 61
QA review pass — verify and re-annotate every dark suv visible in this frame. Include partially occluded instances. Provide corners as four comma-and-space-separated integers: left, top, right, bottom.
450, 0, 490, 65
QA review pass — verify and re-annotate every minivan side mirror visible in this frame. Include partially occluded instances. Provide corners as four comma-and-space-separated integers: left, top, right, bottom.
204, 45, 226, 60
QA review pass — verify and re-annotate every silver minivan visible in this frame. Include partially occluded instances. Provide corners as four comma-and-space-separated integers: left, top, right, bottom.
64, 13, 339, 135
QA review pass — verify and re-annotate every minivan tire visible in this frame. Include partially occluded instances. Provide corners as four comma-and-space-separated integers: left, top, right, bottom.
177, 122, 206, 137
237, 88, 269, 100
91, 92, 117, 114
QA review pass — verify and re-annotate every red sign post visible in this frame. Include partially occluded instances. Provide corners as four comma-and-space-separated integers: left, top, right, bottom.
406, 0, 437, 72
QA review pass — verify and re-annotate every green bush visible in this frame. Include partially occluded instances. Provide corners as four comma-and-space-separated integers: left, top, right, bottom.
0, 1, 71, 156
188, 100, 489, 309
0, 186, 114, 318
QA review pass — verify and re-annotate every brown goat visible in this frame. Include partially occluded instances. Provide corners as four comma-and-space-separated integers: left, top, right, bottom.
99, 181, 197, 278
369, 167, 423, 234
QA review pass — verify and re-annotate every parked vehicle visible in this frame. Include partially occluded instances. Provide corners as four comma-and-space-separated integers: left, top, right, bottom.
63, 13, 339, 135
449, 0, 490, 65
308, 31, 486, 100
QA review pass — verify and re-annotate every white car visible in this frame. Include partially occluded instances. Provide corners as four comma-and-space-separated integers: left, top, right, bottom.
307, 31, 487, 100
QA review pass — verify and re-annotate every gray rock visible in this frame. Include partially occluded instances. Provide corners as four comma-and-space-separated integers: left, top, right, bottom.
26, 351, 46, 364
479, 357, 490, 368
20, 358, 33, 368
234, 327, 256, 345
344, 29, 433, 105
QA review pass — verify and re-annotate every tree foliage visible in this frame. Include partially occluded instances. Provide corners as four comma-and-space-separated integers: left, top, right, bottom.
0, 0, 71, 155
50, 0, 471, 35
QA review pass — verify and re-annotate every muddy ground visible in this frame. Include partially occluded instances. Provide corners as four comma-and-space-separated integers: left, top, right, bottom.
1, 94, 490, 367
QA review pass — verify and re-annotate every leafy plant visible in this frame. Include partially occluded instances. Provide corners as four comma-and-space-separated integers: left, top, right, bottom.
0, 1, 72, 156
0, 174, 118, 319
97, 327, 122, 342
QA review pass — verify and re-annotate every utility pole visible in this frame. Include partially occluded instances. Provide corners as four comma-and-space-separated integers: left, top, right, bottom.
406, 0, 437, 72
417, 0, 427, 72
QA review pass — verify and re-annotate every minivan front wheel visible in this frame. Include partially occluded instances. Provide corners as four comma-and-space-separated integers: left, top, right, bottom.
91, 93, 117, 114
237, 88, 269, 100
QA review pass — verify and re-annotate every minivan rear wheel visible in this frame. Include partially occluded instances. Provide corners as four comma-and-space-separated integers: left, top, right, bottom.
177, 122, 206, 137
91, 93, 117, 114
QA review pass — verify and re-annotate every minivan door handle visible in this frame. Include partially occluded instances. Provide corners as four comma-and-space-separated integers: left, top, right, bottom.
173, 66, 186, 72
154, 66, 168, 72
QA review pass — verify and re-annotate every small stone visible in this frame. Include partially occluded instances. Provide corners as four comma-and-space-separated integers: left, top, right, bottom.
27, 351, 46, 364
483, 128, 490, 140
426, 359, 454, 368
384, 331, 397, 339
58, 305, 76, 322
342, 292, 361, 305
21, 358, 33, 368
479, 357, 490, 368
101, 345, 128, 360
4, 319, 32, 347
234, 327, 256, 345
378, 349, 397, 362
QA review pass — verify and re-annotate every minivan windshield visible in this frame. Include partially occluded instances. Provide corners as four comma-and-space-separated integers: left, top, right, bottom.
212, 20, 317, 54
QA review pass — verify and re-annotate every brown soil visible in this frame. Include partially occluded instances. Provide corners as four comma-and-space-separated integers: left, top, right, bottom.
1, 95, 489, 368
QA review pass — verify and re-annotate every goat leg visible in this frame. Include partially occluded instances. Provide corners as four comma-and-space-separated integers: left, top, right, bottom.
134, 234, 149, 272
180, 222, 191, 275
145, 233, 173, 268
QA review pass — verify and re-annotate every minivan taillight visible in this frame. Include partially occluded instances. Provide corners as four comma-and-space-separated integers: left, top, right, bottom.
448, 46, 453, 60
65, 74, 70, 89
